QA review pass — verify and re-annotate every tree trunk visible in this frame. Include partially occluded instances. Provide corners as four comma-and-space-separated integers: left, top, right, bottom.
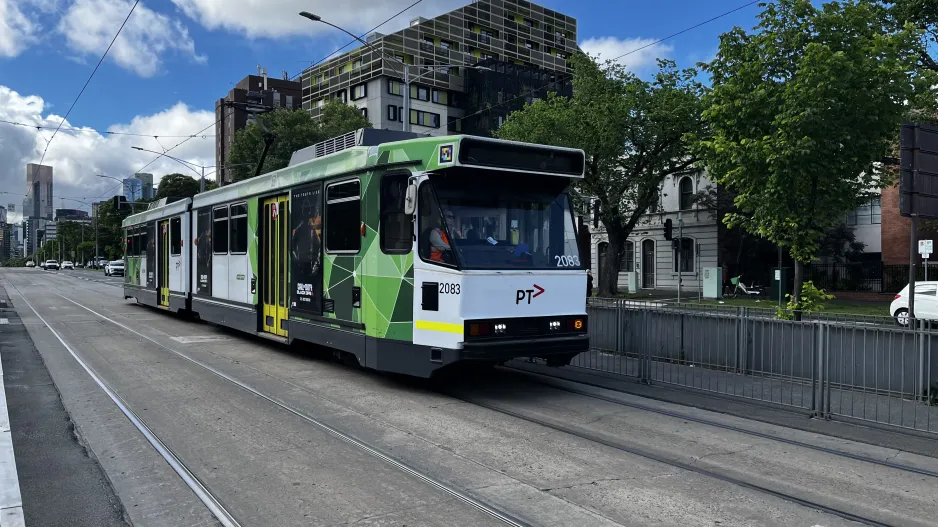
598, 227, 626, 296
792, 259, 804, 321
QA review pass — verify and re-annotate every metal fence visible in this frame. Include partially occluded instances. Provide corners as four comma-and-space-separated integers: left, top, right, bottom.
804, 262, 938, 293
577, 300, 938, 435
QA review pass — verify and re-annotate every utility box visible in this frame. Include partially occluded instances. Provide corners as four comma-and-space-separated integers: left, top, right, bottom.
771, 267, 790, 303
624, 271, 638, 293
702, 267, 722, 298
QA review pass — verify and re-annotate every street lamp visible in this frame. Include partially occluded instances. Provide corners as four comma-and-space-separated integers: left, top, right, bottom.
299, 12, 490, 133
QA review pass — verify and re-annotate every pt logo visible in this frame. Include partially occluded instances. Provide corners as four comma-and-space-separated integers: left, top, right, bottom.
515, 284, 545, 304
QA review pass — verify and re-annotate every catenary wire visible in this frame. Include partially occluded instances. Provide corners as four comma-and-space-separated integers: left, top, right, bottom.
29, 0, 140, 182
0, 118, 214, 138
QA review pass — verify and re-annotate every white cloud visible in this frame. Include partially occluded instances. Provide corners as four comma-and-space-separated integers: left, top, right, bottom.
0, 0, 39, 57
579, 36, 674, 73
0, 85, 215, 224
169, 0, 465, 39
59, 0, 203, 77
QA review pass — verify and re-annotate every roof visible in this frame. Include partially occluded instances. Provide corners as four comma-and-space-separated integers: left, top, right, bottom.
122, 197, 191, 228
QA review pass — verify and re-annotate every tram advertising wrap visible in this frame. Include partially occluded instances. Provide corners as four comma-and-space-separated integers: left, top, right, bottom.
290, 183, 323, 315
196, 208, 212, 294
146, 222, 156, 288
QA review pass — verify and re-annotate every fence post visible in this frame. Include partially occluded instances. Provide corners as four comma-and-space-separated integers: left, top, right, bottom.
919, 319, 926, 401
615, 300, 622, 355
639, 308, 651, 384
812, 321, 828, 419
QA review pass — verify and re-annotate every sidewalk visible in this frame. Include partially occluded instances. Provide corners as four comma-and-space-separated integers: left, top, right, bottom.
0, 285, 127, 527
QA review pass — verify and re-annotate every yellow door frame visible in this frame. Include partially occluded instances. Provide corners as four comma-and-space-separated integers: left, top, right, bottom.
159, 220, 170, 307
262, 195, 289, 337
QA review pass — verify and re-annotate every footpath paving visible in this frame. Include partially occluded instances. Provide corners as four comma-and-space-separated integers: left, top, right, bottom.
0, 284, 127, 527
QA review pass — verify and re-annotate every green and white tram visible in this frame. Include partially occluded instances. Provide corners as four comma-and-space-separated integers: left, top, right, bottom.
122, 129, 589, 377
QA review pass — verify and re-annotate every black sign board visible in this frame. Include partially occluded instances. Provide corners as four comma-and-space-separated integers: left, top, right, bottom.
290, 183, 323, 316
900, 123, 938, 218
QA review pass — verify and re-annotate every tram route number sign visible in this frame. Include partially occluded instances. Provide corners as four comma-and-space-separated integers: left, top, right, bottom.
920, 240, 933, 258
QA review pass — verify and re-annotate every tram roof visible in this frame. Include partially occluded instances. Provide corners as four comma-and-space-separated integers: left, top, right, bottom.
126, 134, 585, 224
122, 196, 191, 228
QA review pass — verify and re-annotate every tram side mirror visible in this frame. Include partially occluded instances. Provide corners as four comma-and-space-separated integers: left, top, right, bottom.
404, 182, 418, 215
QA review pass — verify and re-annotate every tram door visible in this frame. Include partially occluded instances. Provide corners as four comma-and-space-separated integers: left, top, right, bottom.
158, 220, 170, 307
261, 195, 290, 337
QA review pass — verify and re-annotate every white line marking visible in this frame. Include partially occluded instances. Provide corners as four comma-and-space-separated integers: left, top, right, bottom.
6, 282, 240, 527
0, 316, 25, 527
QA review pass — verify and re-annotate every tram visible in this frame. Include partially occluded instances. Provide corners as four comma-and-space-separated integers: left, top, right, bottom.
122, 129, 589, 377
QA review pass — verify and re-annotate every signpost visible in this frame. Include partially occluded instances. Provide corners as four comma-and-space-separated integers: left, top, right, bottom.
921, 240, 933, 280
900, 123, 938, 322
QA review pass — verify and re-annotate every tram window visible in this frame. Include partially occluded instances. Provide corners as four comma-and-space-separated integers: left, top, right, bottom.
326, 180, 361, 253
213, 206, 229, 254
130, 230, 137, 256
230, 203, 248, 254
170, 217, 181, 256
380, 172, 412, 254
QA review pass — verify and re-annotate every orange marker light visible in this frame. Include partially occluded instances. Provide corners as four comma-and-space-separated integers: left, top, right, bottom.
361, 223, 366, 237
574, 319, 583, 330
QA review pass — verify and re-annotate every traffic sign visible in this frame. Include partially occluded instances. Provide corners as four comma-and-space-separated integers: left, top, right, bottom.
919, 239, 933, 256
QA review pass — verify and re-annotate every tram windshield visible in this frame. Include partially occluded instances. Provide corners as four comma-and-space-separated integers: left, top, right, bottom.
418, 169, 581, 270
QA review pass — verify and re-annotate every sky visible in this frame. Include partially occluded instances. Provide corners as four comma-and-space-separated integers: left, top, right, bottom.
0, 0, 765, 224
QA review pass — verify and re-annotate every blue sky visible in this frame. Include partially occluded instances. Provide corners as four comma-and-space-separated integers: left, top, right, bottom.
0, 0, 765, 220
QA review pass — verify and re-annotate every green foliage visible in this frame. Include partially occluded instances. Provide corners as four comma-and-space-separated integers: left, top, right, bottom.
228, 102, 371, 182
887, 0, 938, 74
155, 173, 217, 200
777, 281, 835, 319
695, 0, 920, 304
54, 221, 96, 262
496, 52, 706, 295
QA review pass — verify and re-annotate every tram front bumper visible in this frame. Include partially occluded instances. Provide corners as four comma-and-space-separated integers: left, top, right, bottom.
459, 335, 589, 362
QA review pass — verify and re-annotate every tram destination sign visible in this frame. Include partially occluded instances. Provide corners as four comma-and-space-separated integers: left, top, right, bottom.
900, 123, 938, 219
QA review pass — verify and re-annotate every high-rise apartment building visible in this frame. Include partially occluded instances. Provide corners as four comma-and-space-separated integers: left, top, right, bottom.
24, 163, 53, 257
136, 173, 154, 199
215, 69, 302, 186
300, 0, 575, 137
123, 178, 143, 202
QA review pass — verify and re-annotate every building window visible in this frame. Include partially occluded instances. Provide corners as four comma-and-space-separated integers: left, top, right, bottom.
286, 95, 293, 108
387, 105, 397, 122
448, 118, 462, 132
411, 85, 430, 101
556, 51, 568, 60
380, 172, 412, 254
481, 51, 497, 60
360, 107, 368, 118
448, 66, 459, 76
353, 59, 362, 70
440, 39, 453, 50
410, 110, 440, 128
525, 41, 539, 51
679, 176, 694, 210
597, 242, 608, 278
351, 84, 367, 100
524, 18, 536, 28
229, 203, 248, 254
387, 80, 404, 96
316, 99, 324, 108
848, 197, 881, 226
423, 37, 434, 46
673, 238, 694, 273
335, 90, 347, 103
432, 89, 448, 105
213, 206, 228, 254
272, 90, 281, 107
621, 240, 634, 272
326, 180, 362, 253
170, 217, 181, 256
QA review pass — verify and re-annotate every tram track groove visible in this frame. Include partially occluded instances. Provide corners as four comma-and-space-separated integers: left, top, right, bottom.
499, 365, 938, 479
5, 279, 242, 527
446, 391, 893, 527
40, 284, 533, 527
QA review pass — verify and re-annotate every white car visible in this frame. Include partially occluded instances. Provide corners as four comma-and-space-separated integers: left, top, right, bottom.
25, 261, 35, 268
44, 260, 59, 270
61, 261, 74, 270
104, 260, 124, 277
890, 281, 938, 326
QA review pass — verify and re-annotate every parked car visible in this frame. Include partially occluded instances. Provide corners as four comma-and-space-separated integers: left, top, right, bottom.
890, 281, 938, 326
104, 260, 124, 277
44, 260, 59, 270
61, 261, 74, 270
25, 261, 35, 268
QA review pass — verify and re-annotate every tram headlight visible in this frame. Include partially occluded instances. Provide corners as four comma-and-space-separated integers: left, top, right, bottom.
549, 320, 561, 331
494, 323, 507, 335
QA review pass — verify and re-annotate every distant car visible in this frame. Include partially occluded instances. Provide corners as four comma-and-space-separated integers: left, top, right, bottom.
104, 260, 124, 277
44, 260, 59, 270
891, 282, 938, 326
25, 261, 35, 268
61, 261, 74, 270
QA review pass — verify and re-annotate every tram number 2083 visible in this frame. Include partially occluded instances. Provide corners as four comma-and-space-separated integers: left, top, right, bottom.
439, 283, 461, 295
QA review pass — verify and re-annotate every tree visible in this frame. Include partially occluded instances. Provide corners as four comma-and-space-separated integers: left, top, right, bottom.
888, 0, 938, 73
155, 173, 217, 200
228, 101, 371, 182
496, 53, 706, 295
695, 0, 919, 313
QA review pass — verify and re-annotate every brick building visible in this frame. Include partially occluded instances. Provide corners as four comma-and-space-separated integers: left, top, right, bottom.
881, 182, 938, 264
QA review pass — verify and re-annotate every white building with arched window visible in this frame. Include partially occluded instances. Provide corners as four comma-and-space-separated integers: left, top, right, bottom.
590, 169, 721, 294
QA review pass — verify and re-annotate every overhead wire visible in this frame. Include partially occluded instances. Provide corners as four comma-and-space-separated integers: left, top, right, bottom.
29, 0, 140, 183
0, 118, 214, 138
448, 0, 764, 128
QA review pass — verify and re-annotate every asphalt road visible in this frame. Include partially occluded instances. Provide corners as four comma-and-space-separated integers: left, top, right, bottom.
3, 266, 938, 526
